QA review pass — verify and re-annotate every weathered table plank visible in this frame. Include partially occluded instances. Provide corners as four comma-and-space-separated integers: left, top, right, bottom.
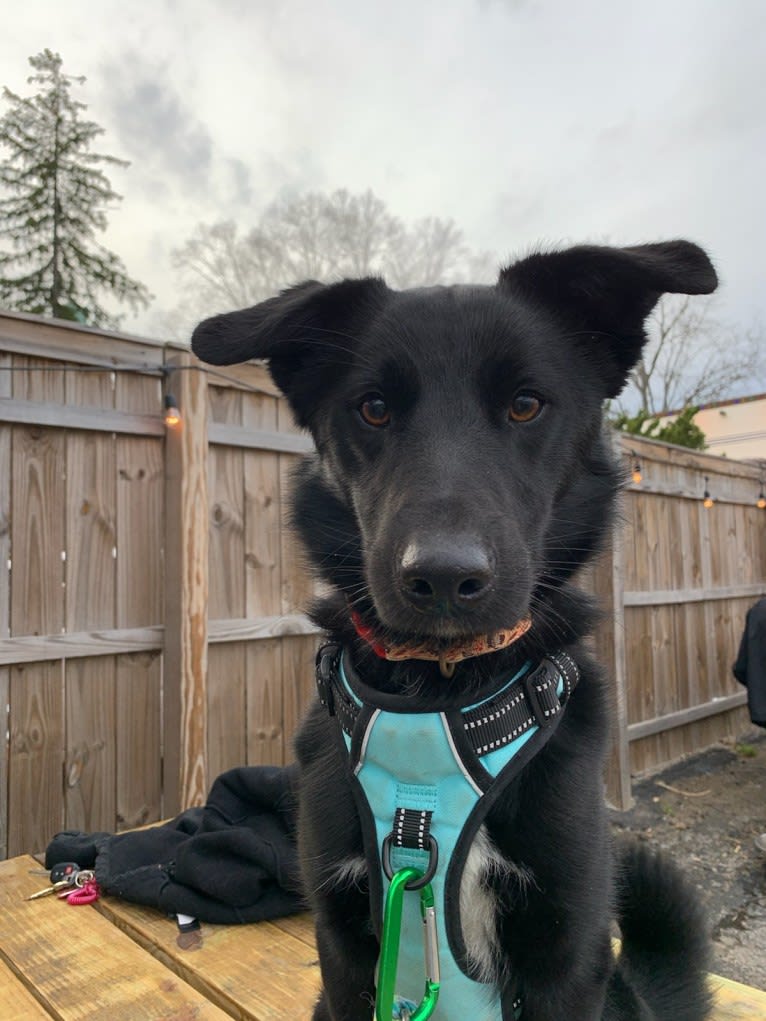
95, 895, 320, 1020
708, 972, 766, 1020
0, 955, 52, 1019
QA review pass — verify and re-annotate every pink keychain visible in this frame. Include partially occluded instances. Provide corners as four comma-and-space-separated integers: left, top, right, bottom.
65, 878, 100, 905
56, 869, 100, 905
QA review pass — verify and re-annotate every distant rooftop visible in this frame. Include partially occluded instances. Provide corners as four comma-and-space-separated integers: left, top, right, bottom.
660, 392, 766, 417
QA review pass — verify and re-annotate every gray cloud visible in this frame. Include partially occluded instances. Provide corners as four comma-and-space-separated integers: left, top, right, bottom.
99, 53, 214, 195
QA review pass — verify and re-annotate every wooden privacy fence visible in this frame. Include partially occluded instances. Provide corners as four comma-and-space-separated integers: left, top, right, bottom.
0, 311, 318, 858
1, 311, 765, 853
598, 433, 766, 808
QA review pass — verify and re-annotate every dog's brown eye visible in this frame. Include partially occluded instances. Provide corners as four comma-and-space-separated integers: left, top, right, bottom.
359, 395, 390, 428
508, 393, 543, 423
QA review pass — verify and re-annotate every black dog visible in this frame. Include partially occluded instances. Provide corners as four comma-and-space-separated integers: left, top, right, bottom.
192, 241, 716, 1021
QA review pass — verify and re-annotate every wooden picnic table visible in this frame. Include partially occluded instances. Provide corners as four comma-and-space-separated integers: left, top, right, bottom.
1, 854, 764, 1020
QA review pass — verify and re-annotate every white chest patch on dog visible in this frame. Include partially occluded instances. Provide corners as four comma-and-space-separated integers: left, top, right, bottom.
459, 825, 535, 983
326, 831, 535, 988
323, 854, 368, 891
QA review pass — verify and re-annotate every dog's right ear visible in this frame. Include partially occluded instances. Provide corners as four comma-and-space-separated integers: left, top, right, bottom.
191, 277, 390, 426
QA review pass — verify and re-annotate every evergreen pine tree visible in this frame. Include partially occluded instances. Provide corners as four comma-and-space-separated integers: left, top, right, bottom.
0, 49, 151, 328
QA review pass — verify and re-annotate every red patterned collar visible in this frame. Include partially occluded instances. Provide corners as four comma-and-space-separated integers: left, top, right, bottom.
349, 609, 532, 676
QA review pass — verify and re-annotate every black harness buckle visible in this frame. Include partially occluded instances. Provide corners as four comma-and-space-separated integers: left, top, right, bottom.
523, 660, 561, 729
316, 643, 341, 716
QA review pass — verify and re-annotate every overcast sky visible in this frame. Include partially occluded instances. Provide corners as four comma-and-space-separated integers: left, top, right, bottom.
1, 0, 764, 347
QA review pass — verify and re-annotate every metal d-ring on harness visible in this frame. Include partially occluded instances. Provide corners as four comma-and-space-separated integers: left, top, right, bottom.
315, 644, 580, 1021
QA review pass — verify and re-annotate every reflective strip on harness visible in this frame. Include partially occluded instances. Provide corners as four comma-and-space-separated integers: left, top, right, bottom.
394, 806, 435, 851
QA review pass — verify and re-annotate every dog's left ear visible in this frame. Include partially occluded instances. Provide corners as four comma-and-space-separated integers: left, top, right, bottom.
191, 277, 390, 426
499, 241, 718, 397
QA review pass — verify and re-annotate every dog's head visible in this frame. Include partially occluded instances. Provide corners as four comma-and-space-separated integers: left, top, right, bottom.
193, 242, 716, 656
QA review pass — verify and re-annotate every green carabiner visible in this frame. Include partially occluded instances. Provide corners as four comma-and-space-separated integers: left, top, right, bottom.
376, 867, 441, 1021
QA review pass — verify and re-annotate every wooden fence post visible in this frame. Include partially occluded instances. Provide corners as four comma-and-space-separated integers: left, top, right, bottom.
596, 434, 633, 810
163, 348, 209, 815
608, 508, 633, 810
0, 354, 10, 856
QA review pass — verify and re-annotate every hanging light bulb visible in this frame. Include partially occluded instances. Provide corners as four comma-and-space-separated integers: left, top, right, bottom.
702, 475, 714, 509
164, 393, 181, 426
627, 449, 642, 484
757, 489, 766, 510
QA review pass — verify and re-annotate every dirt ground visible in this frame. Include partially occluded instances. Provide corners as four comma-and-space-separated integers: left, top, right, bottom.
610, 728, 766, 992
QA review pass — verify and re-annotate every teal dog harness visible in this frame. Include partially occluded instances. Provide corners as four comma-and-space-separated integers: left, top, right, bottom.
316, 646, 579, 1021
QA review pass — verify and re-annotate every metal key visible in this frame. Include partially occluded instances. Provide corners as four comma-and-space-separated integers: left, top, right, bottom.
26, 879, 76, 900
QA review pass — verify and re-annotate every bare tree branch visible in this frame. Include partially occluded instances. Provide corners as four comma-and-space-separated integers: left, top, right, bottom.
162, 188, 495, 341
617, 294, 765, 415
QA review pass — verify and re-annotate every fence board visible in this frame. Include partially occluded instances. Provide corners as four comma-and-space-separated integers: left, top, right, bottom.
623, 582, 765, 606
0, 627, 162, 665
210, 359, 280, 397
279, 476, 313, 615
245, 451, 282, 618
209, 446, 245, 619
207, 642, 247, 779
630, 705, 751, 778
114, 371, 161, 415
242, 391, 279, 431
209, 422, 314, 453
623, 491, 643, 592
8, 662, 63, 856
0, 397, 165, 435
66, 433, 116, 631
0, 310, 165, 367
277, 401, 314, 617
65, 361, 114, 410
242, 393, 287, 770
11, 427, 66, 637
698, 500, 722, 724
209, 614, 317, 642
282, 635, 320, 763
64, 657, 116, 833
209, 384, 243, 426
116, 438, 163, 627
116, 651, 162, 830
246, 638, 284, 766
676, 493, 704, 735
624, 607, 653, 775
10, 355, 64, 403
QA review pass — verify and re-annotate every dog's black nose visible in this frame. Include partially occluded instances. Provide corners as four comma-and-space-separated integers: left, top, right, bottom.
399, 538, 494, 611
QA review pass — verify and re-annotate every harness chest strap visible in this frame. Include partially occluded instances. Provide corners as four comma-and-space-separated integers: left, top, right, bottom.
315, 646, 580, 1021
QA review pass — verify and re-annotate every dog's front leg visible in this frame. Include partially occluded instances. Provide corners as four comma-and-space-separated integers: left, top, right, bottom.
311, 883, 379, 1021
296, 710, 379, 1021
487, 765, 615, 1021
